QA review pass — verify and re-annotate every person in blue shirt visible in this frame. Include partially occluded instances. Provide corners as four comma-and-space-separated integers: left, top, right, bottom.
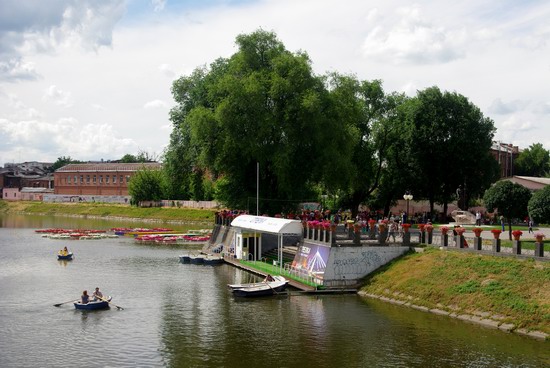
81, 290, 89, 304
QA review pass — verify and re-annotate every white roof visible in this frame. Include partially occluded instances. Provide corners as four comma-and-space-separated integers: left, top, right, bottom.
230, 215, 303, 235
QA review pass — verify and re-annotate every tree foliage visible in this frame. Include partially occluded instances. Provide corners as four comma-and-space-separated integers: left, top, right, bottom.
514, 143, 550, 177
50, 156, 82, 172
127, 167, 166, 204
528, 185, 550, 224
166, 29, 346, 214
405, 87, 499, 215
483, 180, 532, 239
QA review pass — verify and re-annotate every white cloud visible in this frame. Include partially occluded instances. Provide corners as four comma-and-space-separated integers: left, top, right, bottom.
144, 100, 168, 109
151, 0, 167, 12
362, 5, 467, 65
43, 85, 73, 107
158, 63, 176, 78
0, 59, 40, 82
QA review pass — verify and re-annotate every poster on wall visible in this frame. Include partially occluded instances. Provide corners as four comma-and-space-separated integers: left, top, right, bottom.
291, 243, 330, 278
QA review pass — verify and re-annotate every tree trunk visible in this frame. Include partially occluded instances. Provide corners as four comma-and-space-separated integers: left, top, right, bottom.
508, 219, 512, 241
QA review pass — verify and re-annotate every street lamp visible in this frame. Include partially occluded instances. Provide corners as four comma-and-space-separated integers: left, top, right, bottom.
403, 192, 413, 223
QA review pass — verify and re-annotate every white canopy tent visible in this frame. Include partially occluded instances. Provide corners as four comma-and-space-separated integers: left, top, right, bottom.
230, 215, 303, 269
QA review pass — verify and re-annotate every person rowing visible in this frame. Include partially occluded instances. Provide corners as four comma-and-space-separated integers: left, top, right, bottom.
264, 274, 275, 282
92, 287, 103, 301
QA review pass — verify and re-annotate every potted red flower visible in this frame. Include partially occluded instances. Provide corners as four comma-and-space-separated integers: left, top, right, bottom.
455, 227, 466, 236
418, 224, 425, 232
402, 223, 411, 233
440, 226, 449, 235
512, 230, 523, 241
472, 228, 483, 237
490, 229, 502, 239
425, 224, 434, 233
535, 232, 545, 243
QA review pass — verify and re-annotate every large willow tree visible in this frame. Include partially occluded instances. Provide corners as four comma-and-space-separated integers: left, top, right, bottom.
164, 30, 349, 213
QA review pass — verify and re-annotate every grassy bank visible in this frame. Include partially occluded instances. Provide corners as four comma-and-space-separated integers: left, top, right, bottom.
360, 247, 550, 336
0, 200, 216, 222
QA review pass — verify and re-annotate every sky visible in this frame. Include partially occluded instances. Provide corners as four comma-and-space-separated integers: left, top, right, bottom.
1, 0, 549, 165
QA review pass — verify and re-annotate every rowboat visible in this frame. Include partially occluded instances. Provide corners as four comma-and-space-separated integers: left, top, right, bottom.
74, 296, 112, 310
231, 276, 288, 297
57, 252, 73, 260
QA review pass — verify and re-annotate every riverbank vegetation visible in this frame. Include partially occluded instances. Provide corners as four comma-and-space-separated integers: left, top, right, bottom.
360, 248, 550, 336
0, 200, 216, 222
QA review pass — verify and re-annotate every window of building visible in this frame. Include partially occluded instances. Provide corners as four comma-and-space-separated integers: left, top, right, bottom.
93, 175, 96, 184
113, 175, 117, 184
86, 175, 90, 184
120, 175, 123, 184
106, 175, 109, 184
67, 176, 71, 184
74, 175, 77, 184
80, 175, 83, 184
99, 175, 103, 184
126, 175, 130, 183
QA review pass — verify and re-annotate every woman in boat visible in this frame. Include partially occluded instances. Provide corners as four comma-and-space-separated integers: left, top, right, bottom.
92, 287, 103, 301
81, 290, 89, 304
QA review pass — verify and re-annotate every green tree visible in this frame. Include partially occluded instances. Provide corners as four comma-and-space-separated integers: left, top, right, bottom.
127, 167, 166, 204
167, 29, 346, 214
514, 143, 550, 177
406, 87, 498, 217
528, 185, 550, 224
50, 156, 82, 172
119, 154, 138, 163
483, 180, 532, 239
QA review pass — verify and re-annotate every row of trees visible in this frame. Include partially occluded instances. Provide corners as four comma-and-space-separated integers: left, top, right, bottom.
123, 29, 549, 226
161, 29, 501, 218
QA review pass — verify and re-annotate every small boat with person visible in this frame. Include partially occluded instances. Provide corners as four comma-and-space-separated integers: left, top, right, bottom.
230, 275, 289, 297
57, 247, 73, 260
74, 296, 112, 310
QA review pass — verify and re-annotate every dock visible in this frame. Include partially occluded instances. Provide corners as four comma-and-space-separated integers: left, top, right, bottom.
222, 256, 356, 294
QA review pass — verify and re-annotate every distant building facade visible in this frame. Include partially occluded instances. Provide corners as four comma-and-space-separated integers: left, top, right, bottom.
53, 162, 162, 196
490, 142, 520, 178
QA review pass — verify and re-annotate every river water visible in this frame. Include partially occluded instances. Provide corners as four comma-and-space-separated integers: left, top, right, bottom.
0, 214, 548, 368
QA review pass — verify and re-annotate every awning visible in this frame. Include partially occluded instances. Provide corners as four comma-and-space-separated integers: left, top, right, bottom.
230, 215, 302, 235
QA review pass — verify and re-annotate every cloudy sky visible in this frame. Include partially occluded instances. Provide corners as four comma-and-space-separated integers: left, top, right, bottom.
1, 0, 549, 165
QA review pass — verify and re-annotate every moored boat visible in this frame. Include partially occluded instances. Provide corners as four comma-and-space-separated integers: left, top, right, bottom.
74, 296, 112, 310
228, 275, 286, 290
203, 255, 224, 265
231, 276, 288, 297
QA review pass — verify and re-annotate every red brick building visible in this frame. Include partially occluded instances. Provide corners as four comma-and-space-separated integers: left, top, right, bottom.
54, 163, 162, 196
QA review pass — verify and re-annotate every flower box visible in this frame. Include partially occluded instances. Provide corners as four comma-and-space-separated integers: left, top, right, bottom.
454, 227, 466, 236
425, 224, 434, 233
440, 226, 449, 235
534, 232, 545, 243
472, 228, 483, 237
490, 229, 502, 239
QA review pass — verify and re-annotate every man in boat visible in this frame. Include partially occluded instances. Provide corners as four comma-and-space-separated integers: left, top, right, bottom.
81, 290, 89, 304
92, 287, 103, 301
265, 274, 275, 282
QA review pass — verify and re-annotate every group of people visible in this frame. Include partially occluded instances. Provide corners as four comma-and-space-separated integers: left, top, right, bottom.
58, 246, 69, 256
80, 287, 104, 304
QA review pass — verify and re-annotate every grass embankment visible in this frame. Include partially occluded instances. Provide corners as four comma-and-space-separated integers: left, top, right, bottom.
0, 200, 216, 222
361, 248, 550, 335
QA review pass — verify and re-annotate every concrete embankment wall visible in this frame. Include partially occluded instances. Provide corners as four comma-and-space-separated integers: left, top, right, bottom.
321, 245, 410, 287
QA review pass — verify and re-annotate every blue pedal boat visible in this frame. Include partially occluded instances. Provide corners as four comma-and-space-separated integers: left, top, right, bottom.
74, 296, 111, 310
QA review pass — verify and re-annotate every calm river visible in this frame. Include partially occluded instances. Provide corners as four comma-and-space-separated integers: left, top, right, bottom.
0, 214, 548, 368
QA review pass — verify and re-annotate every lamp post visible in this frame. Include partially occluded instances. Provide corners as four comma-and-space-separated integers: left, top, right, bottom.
403, 192, 413, 224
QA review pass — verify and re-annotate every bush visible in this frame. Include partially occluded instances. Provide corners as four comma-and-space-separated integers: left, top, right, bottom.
528, 185, 550, 224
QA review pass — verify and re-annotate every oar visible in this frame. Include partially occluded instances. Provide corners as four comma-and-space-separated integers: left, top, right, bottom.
97, 295, 124, 310
53, 299, 78, 307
